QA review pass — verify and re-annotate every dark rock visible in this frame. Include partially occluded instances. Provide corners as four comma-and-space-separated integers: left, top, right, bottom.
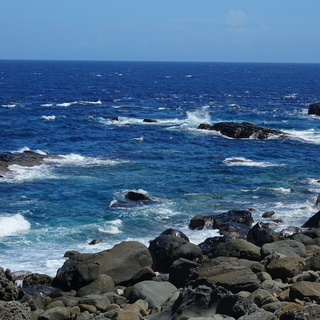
247, 222, 280, 247
169, 258, 199, 288
213, 239, 261, 261
130, 280, 177, 308
219, 222, 251, 239
0, 267, 22, 301
301, 210, 320, 228
110, 116, 119, 121
124, 191, 151, 201
21, 285, 59, 297
160, 228, 189, 241
262, 211, 276, 218
22, 273, 53, 287
0, 301, 32, 320
143, 118, 158, 123
216, 294, 251, 318
198, 121, 284, 139
308, 102, 320, 116
189, 210, 253, 230
198, 236, 230, 255
53, 241, 152, 290
303, 227, 320, 238
304, 252, 320, 271
63, 250, 80, 258
88, 239, 103, 245
279, 304, 320, 320
190, 257, 260, 293
170, 278, 231, 319
130, 266, 156, 285
76, 274, 114, 297
20, 292, 45, 311
315, 194, 320, 209
261, 240, 307, 258
148, 234, 203, 273
279, 227, 302, 239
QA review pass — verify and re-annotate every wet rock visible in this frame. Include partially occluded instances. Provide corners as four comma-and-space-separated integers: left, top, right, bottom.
308, 102, 320, 116
198, 121, 284, 139
280, 227, 302, 239
88, 239, 103, 245
262, 211, 276, 218
22, 273, 53, 287
301, 210, 320, 228
148, 234, 203, 273
219, 222, 251, 239
189, 210, 253, 230
124, 191, 151, 201
160, 228, 189, 241
143, 118, 158, 123
53, 241, 152, 290
247, 222, 280, 247
198, 236, 230, 256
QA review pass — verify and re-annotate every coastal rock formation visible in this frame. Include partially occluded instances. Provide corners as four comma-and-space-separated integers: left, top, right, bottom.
198, 121, 284, 139
0, 267, 21, 301
308, 102, 320, 116
53, 241, 152, 290
301, 210, 320, 228
124, 191, 152, 201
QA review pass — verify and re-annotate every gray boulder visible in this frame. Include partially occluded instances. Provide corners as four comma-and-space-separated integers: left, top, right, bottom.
289, 281, 320, 301
53, 241, 152, 290
130, 280, 177, 308
261, 240, 306, 258
247, 222, 280, 247
76, 274, 114, 297
279, 304, 320, 320
38, 307, 70, 320
0, 301, 31, 320
304, 252, 320, 271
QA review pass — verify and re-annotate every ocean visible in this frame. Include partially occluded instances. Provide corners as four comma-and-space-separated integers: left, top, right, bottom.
0, 60, 319, 276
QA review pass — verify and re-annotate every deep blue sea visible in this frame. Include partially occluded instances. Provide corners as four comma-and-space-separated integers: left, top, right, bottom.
0, 60, 320, 276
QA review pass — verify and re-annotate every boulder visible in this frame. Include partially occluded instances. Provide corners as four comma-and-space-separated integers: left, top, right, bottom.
261, 240, 306, 258
124, 191, 151, 201
148, 234, 203, 273
308, 102, 320, 116
38, 306, 70, 320
247, 222, 280, 247
218, 222, 251, 239
78, 294, 110, 312
190, 257, 260, 293
189, 210, 253, 230
130, 280, 177, 308
304, 252, 320, 271
289, 281, 320, 301
0, 267, 22, 301
249, 288, 278, 307
301, 210, 320, 228
279, 227, 302, 239
262, 211, 276, 218
53, 241, 152, 290
160, 228, 189, 241
198, 121, 284, 139
279, 304, 320, 320
169, 258, 199, 288
212, 239, 261, 261
0, 301, 31, 320
216, 294, 251, 318
22, 273, 53, 287
76, 274, 115, 297
198, 236, 230, 256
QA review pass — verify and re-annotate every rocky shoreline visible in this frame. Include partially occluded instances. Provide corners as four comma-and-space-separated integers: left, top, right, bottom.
1, 205, 320, 320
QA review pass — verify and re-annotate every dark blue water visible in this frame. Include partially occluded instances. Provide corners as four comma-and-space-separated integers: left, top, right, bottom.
0, 60, 320, 275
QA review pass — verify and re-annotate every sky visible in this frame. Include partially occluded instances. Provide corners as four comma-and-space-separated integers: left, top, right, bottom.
1, 0, 320, 63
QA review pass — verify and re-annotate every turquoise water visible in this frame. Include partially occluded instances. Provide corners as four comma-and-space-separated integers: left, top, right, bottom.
0, 60, 320, 275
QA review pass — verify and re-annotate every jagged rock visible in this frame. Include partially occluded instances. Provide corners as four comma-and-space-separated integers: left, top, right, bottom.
289, 281, 320, 301
308, 102, 320, 116
189, 257, 260, 294
170, 278, 231, 319
261, 240, 306, 258
198, 121, 284, 139
212, 239, 261, 261
0, 301, 32, 320
291, 270, 319, 283
53, 241, 152, 290
301, 210, 320, 228
265, 257, 305, 281
216, 294, 251, 318
279, 304, 320, 320
189, 210, 253, 230
148, 234, 203, 273
218, 222, 251, 239
249, 288, 278, 307
198, 236, 230, 256
0, 267, 22, 300
124, 191, 151, 201
130, 280, 177, 308
22, 273, 53, 287
247, 222, 280, 247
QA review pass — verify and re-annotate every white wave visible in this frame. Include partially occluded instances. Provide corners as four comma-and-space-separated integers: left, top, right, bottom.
44, 153, 127, 167
185, 75, 192, 78
56, 100, 101, 107
11, 147, 47, 155
131, 136, 144, 141
41, 103, 53, 107
223, 157, 281, 167
286, 129, 320, 145
284, 93, 298, 99
0, 214, 31, 237
41, 115, 56, 121
1, 104, 16, 108
98, 219, 122, 234
185, 106, 211, 127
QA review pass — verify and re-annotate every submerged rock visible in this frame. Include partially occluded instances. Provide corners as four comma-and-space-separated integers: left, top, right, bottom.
308, 102, 320, 116
124, 191, 152, 201
198, 121, 284, 139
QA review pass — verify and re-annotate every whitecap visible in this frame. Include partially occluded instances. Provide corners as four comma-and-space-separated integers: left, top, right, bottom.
98, 219, 122, 234
131, 136, 144, 141
286, 129, 320, 145
0, 214, 31, 237
1, 104, 16, 108
41, 115, 56, 121
11, 147, 47, 156
223, 157, 281, 168
41, 103, 53, 107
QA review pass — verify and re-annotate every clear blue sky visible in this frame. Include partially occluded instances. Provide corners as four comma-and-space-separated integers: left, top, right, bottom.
1, 0, 319, 63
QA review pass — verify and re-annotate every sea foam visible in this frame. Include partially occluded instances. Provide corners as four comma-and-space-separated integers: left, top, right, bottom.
223, 157, 281, 167
0, 214, 31, 237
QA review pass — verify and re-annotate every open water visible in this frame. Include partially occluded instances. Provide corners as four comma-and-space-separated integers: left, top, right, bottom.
0, 60, 320, 276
